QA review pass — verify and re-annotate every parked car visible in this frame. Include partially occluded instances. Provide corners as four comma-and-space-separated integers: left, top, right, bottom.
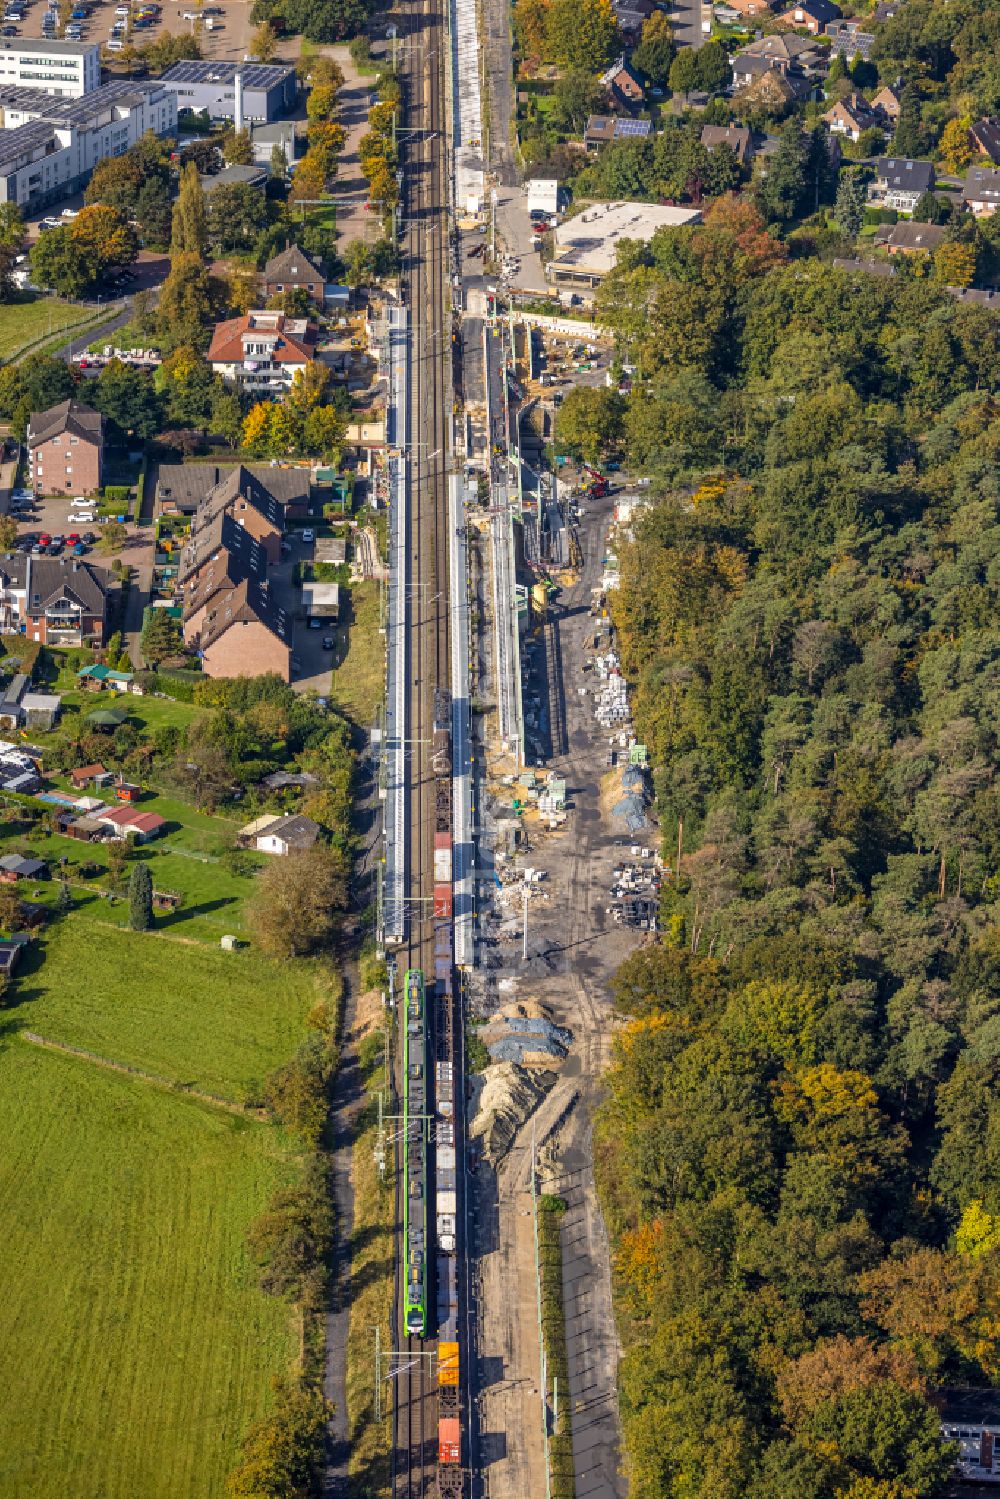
308, 617, 322, 629
322, 637, 335, 650
301, 527, 315, 543
107, 35, 123, 45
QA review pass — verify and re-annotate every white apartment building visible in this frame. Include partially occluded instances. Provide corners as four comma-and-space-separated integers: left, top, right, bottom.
0, 39, 100, 98
0, 81, 177, 212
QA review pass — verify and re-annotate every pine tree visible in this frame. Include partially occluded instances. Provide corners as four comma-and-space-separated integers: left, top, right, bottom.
170, 162, 208, 257
835, 170, 867, 237
891, 85, 923, 159
128, 861, 153, 932
57, 880, 73, 914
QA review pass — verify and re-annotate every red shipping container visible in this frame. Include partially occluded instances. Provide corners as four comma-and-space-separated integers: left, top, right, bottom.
438, 1417, 460, 1465
434, 884, 453, 919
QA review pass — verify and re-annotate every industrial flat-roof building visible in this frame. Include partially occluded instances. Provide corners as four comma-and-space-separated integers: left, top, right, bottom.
0, 81, 177, 211
159, 61, 296, 124
547, 200, 702, 290
0, 38, 100, 98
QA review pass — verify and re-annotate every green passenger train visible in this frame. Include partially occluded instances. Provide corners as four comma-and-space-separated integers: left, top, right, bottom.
403, 967, 429, 1338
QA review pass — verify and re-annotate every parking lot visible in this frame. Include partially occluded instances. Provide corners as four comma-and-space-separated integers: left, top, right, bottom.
3, 0, 253, 71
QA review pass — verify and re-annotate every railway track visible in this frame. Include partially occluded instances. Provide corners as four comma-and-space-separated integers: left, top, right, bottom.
393, 0, 452, 1491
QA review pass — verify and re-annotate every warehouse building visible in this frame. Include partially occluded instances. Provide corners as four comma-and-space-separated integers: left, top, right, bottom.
0, 81, 177, 211
158, 61, 296, 124
0, 38, 100, 98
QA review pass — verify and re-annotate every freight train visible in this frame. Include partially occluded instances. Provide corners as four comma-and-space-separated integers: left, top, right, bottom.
403, 967, 429, 1338
404, 688, 464, 1491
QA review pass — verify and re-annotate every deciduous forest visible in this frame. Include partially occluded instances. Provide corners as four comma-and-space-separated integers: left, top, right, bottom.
591, 201, 1000, 1498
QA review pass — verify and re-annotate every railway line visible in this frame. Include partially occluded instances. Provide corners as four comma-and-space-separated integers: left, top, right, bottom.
390, 0, 459, 1492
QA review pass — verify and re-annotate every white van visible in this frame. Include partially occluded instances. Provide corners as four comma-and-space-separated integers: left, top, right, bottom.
106, 35, 123, 46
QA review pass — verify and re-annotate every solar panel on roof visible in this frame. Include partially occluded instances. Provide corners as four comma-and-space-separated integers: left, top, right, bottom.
614, 118, 652, 137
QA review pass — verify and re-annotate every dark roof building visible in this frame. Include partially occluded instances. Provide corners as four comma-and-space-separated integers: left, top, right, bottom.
875, 220, 947, 253
26, 398, 103, 451
776, 0, 840, 30
583, 114, 653, 149
700, 123, 754, 163
970, 118, 1000, 162
964, 164, 1000, 215
156, 462, 311, 517
824, 18, 875, 58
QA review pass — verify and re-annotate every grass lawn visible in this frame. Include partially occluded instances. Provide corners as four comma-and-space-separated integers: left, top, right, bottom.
0, 1040, 297, 1499
0, 294, 99, 361
328, 579, 384, 727
11, 915, 322, 1101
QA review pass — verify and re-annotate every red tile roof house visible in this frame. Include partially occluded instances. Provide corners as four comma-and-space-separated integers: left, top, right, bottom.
27, 399, 104, 497
207, 309, 317, 398
822, 91, 881, 142
94, 805, 166, 842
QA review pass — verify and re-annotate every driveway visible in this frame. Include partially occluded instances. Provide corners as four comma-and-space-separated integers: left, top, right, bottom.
268, 532, 335, 694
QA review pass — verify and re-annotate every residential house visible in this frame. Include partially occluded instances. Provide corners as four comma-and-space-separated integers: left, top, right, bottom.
938, 1389, 1000, 1484
700, 123, 754, 165
197, 577, 292, 682
871, 84, 902, 123
239, 812, 321, 855
26, 398, 103, 496
963, 165, 1000, 217
875, 220, 947, 254
776, 0, 840, 33
583, 115, 652, 151
0, 937, 26, 975
867, 156, 935, 213
824, 19, 875, 59
182, 465, 285, 569
155, 462, 311, 520
600, 56, 645, 113
181, 540, 268, 642
874, 0, 903, 19
611, 0, 654, 41
969, 118, 1000, 163
259, 242, 327, 305
0, 554, 111, 645
822, 91, 881, 141
731, 34, 827, 97
735, 69, 812, 110
667, 0, 713, 48
832, 255, 897, 278
206, 309, 317, 397
723, 0, 779, 17
94, 805, 166, 842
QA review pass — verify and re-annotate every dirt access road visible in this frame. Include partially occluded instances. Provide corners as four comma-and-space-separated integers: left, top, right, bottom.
473, 489, 632, 1499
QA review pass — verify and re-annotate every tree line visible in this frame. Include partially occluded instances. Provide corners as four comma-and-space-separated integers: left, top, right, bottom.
581, 193, 1000, 1499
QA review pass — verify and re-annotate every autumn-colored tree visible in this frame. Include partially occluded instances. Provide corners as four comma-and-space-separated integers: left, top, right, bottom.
70, 203, 137, 273
249, 843, 348, 957
241, 401, 274, 455
306, 81, 338, 122
170, 161, 208, 256
288, 152, 329, 204
306, 120, 346, 172
250, 20, 278, 60
287, 361, 333, 417
776, 1336, 927, 1429
938, 116, 973, 174
367, 99, 396, 136
858, 1247, 1000, 1381
775, 1063, 908, 1193
955, 1200, 1000, 1258
933, 240, 977, 288
514, 0, 549, 57
226, 1377, 332, 1499
691, 195, 788, 287
0, 515, 17, 551
546, 0, 618, 68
